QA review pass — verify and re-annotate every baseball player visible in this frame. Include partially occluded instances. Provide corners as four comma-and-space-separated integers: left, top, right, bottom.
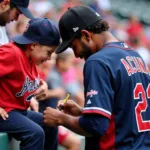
0, 18, 60, 150
43, 6, 150, 150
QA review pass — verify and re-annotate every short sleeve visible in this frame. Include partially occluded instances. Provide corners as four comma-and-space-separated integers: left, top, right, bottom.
83, 60, 115, 119
0, 46, 15, 77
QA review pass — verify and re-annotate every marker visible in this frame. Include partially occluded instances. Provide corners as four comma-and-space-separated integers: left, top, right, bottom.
58, 93, 71, 110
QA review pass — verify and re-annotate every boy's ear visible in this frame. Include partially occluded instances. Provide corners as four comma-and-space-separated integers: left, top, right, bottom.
0, 0, 10, 11
30, 43, 39, 50
30, 43, 36, 50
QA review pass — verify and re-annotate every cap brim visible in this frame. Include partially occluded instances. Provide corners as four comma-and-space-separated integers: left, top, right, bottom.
55, 39, 73, 54
17, 6, 34, 19
12, 35, 34, 44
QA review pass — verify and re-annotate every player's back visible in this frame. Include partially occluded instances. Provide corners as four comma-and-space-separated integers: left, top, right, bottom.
87, 42, 150, 150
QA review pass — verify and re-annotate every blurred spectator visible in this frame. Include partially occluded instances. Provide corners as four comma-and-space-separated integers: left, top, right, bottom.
61, 50, 84, 106
38, 52, 82, 150
89, 0, 100, 12
6, 16, 29, 39
58, 126, 81, 150
145, 24, 150, 42
113, 23, 129, 42
126, 15, 143, 36
55, 51, 84, 106
97, 0, 111, 11
31, 0, 54, 17
126, 15, 143, 45
131, 37, 150, 68
73, 57, 84, 87
56, 0, 84, 20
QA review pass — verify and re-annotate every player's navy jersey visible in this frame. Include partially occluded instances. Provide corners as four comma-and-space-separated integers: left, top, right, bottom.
0, 42, 39, 112
82, 42, 150, 150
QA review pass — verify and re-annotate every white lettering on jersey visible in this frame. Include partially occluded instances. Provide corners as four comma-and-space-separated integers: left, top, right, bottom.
121, 56, 150, 76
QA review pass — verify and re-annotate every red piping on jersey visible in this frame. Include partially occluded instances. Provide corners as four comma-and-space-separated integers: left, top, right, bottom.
82, 110, 111, 119
100, 114, 115, 150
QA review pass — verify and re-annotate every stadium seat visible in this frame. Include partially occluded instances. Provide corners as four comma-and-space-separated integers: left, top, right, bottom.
0, 132, 9, 150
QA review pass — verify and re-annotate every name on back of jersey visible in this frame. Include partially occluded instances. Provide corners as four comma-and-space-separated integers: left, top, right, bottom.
121, 56, 150, 76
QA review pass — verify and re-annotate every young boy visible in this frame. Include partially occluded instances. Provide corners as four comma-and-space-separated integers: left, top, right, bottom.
0, 18, 60, 150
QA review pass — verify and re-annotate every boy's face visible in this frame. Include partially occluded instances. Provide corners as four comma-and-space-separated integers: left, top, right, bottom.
30, 43, 57, 65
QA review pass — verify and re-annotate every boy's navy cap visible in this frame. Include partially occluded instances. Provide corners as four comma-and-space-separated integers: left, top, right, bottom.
12, 18, 60, 46
56, 5, 102, 54
11, 0, 34, 19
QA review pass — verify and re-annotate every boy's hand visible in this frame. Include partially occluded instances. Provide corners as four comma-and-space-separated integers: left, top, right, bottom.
0, 107, 8, 120
57, 100, 83, 116
30, 97, 39, 112
34, 79, 48, 101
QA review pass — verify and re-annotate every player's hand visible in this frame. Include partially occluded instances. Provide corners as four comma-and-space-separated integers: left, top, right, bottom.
43, 107, 62, 127
57, 100, 83, 116
30, 97, 39, 112
0, 107, 9, 120
34, 79, 48, 101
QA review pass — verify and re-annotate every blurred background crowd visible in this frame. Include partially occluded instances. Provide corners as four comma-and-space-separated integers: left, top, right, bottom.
4, 0, 150, 70
2, 0, 150, 149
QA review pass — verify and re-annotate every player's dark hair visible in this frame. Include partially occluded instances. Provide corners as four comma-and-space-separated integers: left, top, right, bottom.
76, 20, 109, 39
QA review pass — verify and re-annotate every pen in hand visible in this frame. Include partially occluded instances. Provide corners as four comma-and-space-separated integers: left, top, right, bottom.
58, 93, 71, 111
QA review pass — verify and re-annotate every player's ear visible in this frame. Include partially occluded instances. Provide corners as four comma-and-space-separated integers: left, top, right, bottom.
1, 0, 10, 11
81, 30, 91, 42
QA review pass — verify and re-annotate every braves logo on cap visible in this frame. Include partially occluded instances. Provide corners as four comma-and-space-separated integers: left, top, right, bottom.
24, 23, 29, 32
